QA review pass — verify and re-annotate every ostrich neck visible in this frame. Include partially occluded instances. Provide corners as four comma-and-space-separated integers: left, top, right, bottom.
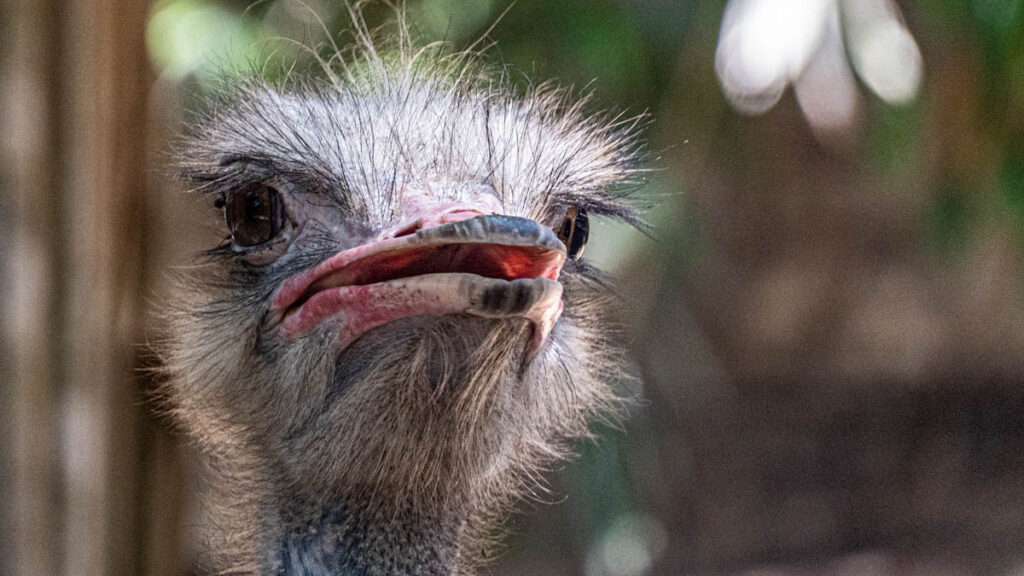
277, 495, 464, 576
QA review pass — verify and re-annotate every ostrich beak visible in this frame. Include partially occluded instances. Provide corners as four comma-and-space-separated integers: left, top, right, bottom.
272, 215, 567, 357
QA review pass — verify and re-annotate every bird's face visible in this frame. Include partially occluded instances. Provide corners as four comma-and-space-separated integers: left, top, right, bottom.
167, 69, 641, 512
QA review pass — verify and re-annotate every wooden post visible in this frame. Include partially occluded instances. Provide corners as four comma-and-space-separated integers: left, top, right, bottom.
60, 0, 153, 573
2, 0, 66, 574
0, 0, 181, 574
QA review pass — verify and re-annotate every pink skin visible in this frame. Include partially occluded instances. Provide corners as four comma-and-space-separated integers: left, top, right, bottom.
375, 193, 504, 240
273, 188, 566, 358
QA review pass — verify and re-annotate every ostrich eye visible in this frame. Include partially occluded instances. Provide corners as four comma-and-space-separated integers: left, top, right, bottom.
556, 206, 589, 260
224, 182, 285, 247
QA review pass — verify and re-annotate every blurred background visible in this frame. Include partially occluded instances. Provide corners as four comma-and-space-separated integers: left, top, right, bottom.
3, 0, 1024, 574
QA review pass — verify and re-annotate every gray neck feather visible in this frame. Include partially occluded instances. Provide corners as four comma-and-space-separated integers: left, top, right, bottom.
277, 497, 462, 576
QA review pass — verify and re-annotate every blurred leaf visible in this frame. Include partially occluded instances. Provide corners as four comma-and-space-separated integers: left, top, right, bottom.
571, 425, 637, 539
863, 100, 924, 174
919, 0, 973, 28
407, 0, 496, 42
930, 183, 970, 253
972, 0, 1023, 33
147, 0, 268, 80
1001, 152, 1024, 213
486, 0, 653, 109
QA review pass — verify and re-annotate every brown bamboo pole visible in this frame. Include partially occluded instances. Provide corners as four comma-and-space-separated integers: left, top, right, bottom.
59, 0, 155, 573
2, 0, 164, 574
2, 0, 66, 574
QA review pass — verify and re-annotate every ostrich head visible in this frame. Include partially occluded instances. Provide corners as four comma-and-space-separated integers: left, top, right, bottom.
163, 18, 644, 575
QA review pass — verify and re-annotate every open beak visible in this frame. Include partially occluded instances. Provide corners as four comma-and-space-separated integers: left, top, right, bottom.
272, 215, 567, 356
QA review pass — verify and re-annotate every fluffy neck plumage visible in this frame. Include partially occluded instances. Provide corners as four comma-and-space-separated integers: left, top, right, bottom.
276, 496, 463, 576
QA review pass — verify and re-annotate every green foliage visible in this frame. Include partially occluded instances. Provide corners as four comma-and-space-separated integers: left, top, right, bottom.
147, 0, 268, 79
931, 184, 970, 253
999, 148, 1024, 254
863, 100, 925, 175
405, 0, 495, 42
1001, 151, 1024, 212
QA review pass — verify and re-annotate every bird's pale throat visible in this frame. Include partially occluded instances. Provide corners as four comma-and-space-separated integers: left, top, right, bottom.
273, 215, 567, 353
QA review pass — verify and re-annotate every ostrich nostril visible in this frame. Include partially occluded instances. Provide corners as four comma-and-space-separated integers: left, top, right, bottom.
390, 221, 421, 239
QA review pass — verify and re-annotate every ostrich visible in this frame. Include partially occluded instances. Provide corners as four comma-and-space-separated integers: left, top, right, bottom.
163, 13, 645, 576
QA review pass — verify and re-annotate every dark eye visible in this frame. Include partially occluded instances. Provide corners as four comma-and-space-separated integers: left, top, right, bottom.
556, 206, 589, 260
224, 182, 286, 247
